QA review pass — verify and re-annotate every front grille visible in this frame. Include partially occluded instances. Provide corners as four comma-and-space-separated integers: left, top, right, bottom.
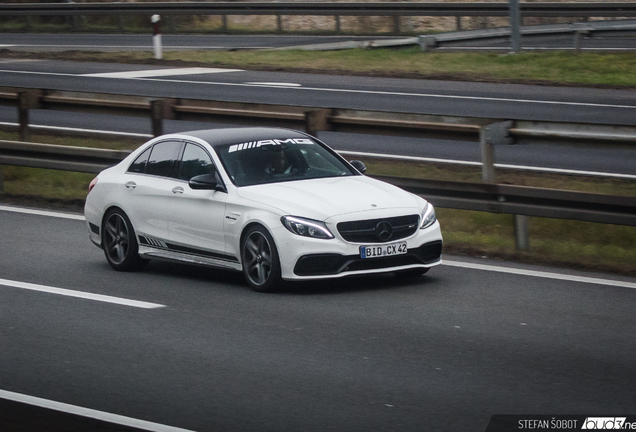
337, 214, 419, 243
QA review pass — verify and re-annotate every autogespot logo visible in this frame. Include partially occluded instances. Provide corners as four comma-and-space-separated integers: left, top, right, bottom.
582, 418, 629, 429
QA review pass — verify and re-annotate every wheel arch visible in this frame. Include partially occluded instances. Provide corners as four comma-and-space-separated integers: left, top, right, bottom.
239, 220, 283, 292
239, 221, 274, 256
101, 205, 128, 232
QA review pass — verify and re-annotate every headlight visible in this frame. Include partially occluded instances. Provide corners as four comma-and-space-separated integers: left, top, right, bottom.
420, 203, 436, 230
281, 216, 334, 239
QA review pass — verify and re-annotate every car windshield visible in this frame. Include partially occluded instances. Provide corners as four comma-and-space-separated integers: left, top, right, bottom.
216, 137, 357, 187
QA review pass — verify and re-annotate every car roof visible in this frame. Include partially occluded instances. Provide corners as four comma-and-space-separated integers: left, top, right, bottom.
179, 127, 310, 148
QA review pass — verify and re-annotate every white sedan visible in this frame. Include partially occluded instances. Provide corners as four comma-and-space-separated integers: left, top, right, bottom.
84, 128, 442, 292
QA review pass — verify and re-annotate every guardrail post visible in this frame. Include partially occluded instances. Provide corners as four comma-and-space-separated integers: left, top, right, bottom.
515, 214, 530, 250
456, 16, 462, 31
151, 100, 165, 137
393, 16, 400, 34
480, 121, 514, 183
335, 16, 341, 33
222, 15, 228, 32
0, 166, 4, 192
305, 109, 331, 137
480, 129, 495, 183
150, 99, 176, 137
16, 90, 40, 142
418, 36, 437, 52
277, 15, 283, 33
574, 30, 588, 52
18, 92, 31, 141
509, 0, 521, 53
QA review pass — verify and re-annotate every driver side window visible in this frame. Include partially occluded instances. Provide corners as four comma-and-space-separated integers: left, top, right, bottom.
178, 143, 216, 181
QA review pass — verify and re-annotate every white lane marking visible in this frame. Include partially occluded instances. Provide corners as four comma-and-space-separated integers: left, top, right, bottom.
0, 59, 41, 64
338, 150, 480, 166
1, 68, 636, 110
129, 76, 636, 110
245, 82, 302, 87
494, 162, 636, 180
0, 121, 152, 138
443, 260, 636, 290
2, 204, 635, 290
337, 150, 636, 180
0, 278, 165, 309
4, 45, 270, 50
0, 389, 195, 432
0, 205, 85, 220
82, 67, 243, 78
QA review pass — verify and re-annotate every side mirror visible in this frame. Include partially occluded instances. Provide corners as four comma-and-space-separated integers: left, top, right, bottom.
189, 173, 222, 190
350, 160, 367, 174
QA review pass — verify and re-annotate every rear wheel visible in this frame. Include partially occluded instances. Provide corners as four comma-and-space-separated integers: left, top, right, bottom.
102, 209, 147, 271
241, 225, 282, 292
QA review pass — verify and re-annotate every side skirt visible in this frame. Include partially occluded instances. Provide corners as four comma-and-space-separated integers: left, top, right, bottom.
138, 246, 242, 272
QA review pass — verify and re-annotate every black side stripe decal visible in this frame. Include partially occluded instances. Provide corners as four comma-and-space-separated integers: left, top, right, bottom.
139, 235, 239, 263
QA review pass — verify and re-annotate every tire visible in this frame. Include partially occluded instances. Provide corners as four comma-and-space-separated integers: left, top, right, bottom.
241, 225, 282, 292
102, 208, 147, 271
394, 268, 429, 278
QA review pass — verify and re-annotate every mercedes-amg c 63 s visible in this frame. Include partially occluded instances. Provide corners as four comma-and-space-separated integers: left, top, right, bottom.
84, 128, 442, 292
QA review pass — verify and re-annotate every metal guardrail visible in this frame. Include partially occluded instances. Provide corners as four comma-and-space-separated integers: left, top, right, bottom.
0, 139, 130, 174
5, 2, 635, 38
2, 139, 636, 230
418, 19, 636, 51
1, 86, 635, 249
375, 176, 636, 227
3, 2, 636, 18
2, 86, 636, 183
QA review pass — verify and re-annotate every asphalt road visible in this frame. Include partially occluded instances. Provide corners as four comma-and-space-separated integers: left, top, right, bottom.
1, 58, 635, 124
1, 58, 635, 176
1, 32, 635, 52
2, 32, 636, 431
1, 206, 636, 431
0, 34, 401, 52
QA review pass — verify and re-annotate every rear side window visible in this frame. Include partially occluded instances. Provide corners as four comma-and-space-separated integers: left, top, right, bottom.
145, 141, 183, 178
127, 147, 151, 174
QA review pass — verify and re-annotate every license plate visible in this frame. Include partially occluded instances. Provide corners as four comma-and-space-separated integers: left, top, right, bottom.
360, 242, 407, 259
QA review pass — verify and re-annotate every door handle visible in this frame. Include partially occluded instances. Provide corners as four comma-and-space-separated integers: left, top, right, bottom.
172, 186, 184, 195
125, 181, 136, 189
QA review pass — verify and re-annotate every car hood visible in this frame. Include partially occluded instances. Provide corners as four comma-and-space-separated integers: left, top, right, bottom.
236, 176, 422, 220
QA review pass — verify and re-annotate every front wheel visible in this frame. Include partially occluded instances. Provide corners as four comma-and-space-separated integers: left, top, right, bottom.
102, 208, 147, 271
241, 225, 282, 292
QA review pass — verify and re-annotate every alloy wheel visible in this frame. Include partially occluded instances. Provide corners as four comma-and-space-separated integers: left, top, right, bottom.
104, 213, 130, 265
243, 231, 273, 286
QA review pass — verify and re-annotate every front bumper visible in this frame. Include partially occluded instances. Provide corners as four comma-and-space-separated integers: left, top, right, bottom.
294, 240, 442, 276
275, 220, 443, 280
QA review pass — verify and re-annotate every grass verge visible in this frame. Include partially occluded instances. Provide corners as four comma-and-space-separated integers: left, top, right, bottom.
1, 131, 635, 276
